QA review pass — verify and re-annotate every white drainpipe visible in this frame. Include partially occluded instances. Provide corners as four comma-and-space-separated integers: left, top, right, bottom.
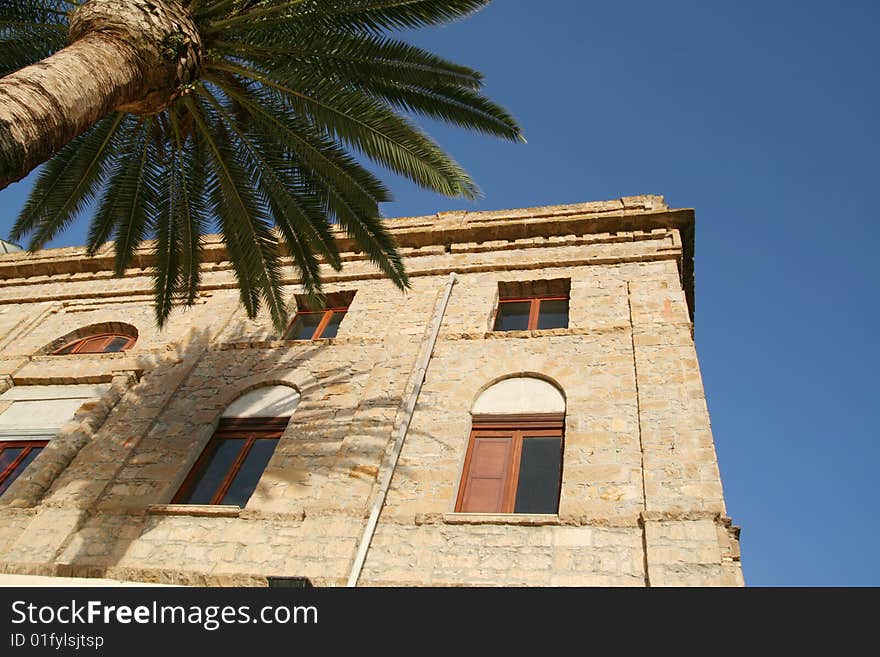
346, 272, 458, 587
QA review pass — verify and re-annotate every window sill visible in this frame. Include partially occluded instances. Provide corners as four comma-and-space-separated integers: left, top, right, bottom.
36, 352, 133, 360
442, 513, 559, 526
146, 504, 240, 518
216, 336, 382, 350
487, 328, 570, 339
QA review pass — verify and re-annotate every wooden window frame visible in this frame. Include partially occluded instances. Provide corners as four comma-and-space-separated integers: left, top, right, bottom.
455, 414, 564, 514
52, 333, 136, 355
172, 417, 289, 506
0, 440, 48, 493
284, 307, 349, 341
493, 295, 569, 331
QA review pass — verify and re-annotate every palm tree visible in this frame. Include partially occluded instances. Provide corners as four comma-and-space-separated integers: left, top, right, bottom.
0, 0, 522, 332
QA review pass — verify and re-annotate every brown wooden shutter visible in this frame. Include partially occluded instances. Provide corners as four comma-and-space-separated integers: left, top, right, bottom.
457, 435, 513, 513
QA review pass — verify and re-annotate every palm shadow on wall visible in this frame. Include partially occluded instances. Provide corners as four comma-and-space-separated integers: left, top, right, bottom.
21, 319, 431, 585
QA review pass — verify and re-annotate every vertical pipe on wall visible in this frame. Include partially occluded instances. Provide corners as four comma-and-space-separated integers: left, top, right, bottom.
346, 272, 458, 587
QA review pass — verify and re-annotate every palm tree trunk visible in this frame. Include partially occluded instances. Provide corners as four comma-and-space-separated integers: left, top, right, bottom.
0, 0, 201, 189
0, 33, 150, 189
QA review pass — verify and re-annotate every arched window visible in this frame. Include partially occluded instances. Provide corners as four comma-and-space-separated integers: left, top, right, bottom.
456, 377, 565, 515
53, 334, 136, 354
172, 386, 300, 507
49, 323, 138, 355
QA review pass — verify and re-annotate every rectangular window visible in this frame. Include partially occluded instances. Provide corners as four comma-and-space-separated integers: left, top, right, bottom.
493, 296, 569, 331
455, 416, 563, 514
0, 441, 47, 496
172, 418, 288, 507
285, 308, 348, 340
284, 290, 356, 341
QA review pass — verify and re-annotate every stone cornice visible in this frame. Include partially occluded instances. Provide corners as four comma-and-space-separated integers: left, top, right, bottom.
0, 195, 695, 315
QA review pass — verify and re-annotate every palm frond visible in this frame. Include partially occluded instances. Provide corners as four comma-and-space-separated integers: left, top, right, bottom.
153, 132, 183, 327
84, 116, 146, 255
7, 0, 522, 328
184, 92, 289, 333
0, 0, 72, 25
0, 0, 69, 75
108, 117, 161, 275
205, 0, 491, 34
199, 80, 326, 298
207, 71, 389, 215
11, 112, 126, 249
213, 31, 483, 91
362, 80, 524, 142
170, 109, 210, 306
209, 61, 480, 198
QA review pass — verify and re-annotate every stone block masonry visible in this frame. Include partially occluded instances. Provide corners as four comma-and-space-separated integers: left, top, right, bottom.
0, 195, 743, 587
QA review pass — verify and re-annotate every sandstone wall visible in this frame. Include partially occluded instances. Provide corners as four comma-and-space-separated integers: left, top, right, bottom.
0, 196, 743, 586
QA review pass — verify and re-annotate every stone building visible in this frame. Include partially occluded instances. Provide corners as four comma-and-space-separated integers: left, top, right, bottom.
0, 195, 743, 587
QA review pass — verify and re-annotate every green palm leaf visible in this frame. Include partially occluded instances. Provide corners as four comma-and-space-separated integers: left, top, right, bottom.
205, 0, 492, 33
108, 117, 161, 276
170, 110, 210, 306
6, 0, 523, 328
10, 112, 126, 249
209, 61, 480, 198
185, 92, 289, 333
0, 1, 69, 75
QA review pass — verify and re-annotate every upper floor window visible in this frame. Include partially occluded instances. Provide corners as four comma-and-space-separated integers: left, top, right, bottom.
53, 333, 135, 355
46, 322, 138, 355
0, 441, 47, 496
456, 377, 565, 515
172, 385, 300, 507
284, 290, 355, 341
286, 308, 348, 340
493, 279, 570, 331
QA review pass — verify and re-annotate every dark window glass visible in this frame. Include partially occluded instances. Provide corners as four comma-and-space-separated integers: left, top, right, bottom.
536, 299, 569, 330
513, 437, 562, 514
320, 312, 346, 339
104, 336, 131, 353
174, 419, 289, 507
0, 447, 24, 472
494, 301, 531, 331
55, 343, 77, 355
0, 445, 45, 496
220, 439, 278, 506
286, 313, 322, 340
177, 438, 246, 504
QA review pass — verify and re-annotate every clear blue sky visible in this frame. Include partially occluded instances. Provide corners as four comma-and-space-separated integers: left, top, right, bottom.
1, 1, 877, 586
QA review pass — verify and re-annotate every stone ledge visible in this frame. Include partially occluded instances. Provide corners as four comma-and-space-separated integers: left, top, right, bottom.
144, 505, 309, 523
0, 250, 684, 306
640, 510, 733, 525
239, 508, 305, 522
455, 326, 630, 341
439, 513, 560, 526
410, 512, 739, 529
146, 504, 240, 518
215, 336, 383, 351
11, 373, 118, 385
0, 573, 175, 587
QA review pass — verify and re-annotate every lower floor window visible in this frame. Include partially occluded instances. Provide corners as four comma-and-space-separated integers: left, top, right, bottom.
0, 441, 48, 496
455, 416, 564, 514
172, 418, 288, 506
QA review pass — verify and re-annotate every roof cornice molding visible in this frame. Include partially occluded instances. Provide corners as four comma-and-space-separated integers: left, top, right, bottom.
0, 195, 695, 312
